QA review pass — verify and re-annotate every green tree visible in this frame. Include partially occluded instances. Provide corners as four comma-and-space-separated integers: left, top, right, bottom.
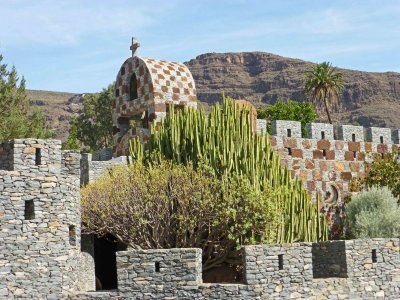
363, 150, 400, 199
62, 117, 80, 150
75, 84, 114, 151
257, 98, 318, 136
346, 187, 400, 238
304, 62, 344, 124
0, 54, 51, 139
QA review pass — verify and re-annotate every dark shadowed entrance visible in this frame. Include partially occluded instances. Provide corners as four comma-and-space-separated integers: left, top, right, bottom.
94, 235, 127, 290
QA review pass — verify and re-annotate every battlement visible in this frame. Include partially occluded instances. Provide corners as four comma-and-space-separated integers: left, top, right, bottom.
257, 120, 400, 144
72, 238, 399, 299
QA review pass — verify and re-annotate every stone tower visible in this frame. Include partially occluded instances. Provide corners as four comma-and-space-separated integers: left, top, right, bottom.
0, 139, 81, 298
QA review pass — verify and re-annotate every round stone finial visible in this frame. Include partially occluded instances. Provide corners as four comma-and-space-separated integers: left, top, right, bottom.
130, 37, 140, 57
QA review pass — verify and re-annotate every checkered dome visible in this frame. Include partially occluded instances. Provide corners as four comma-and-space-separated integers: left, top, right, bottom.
112, 56, 198, 156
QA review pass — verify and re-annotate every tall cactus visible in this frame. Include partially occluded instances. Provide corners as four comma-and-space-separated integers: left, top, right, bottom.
131, 95, 328, 243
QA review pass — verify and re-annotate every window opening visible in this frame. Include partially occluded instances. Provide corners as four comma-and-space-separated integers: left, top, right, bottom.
24, 200, 35, 220
287, 148, 292, 156
372, 249, 377, 263
129, 73, 138, 100
353, 151, 357, 159
380, 136, 384, 144
278, 254, 284, 270
35, 148, 41, 166
155, 262, 160, 272
321, 131, 325, 139
287, 129, 292, 137
69, 225, 76, 246
352, 133, 356, 142
115, 88, 120, 97
322, 149, 327, 158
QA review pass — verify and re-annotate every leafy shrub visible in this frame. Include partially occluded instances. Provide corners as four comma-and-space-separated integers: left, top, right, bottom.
345, 187, 400, 238
257, 98, 318, 136
363, 150, 400, 200
81, 161, 280, 271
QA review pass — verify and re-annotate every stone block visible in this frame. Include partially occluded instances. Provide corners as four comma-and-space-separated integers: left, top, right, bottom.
272, 120, 301, 138
336, 125, 364, 142
366, 127, 392, 144
306, 123, 334, 140
313, 150, 324, 159
317, 140, 331, 150
292, 149, 303, 158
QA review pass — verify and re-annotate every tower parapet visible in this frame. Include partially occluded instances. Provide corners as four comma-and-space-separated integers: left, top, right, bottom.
0, 139, 81, 299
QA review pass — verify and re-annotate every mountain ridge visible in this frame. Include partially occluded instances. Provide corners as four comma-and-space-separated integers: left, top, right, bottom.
26, 51, 400, 141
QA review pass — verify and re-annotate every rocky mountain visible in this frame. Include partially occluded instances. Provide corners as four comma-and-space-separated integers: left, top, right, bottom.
26, 90, 85, 140
185, 52, 400, 129
27, 52, 400, 141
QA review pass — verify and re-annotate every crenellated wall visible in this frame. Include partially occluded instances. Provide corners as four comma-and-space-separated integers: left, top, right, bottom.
256, 120, 400, 236
69, 238, 400, 299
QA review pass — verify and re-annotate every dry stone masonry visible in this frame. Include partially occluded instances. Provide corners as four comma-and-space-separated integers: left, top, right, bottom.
69, 239, 399, 299
0, 139, 81, 299
1, 41, 400, 299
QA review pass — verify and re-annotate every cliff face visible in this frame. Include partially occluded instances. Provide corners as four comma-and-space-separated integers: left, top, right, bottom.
185, 52, 400, 128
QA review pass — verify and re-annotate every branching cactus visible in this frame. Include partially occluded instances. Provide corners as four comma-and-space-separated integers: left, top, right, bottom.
130, 95, 328, 243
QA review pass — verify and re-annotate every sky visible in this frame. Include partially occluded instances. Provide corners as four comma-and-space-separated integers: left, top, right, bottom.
0, 0, 399, 93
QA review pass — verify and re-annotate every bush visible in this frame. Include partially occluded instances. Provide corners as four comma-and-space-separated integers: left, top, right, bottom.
81, 161, 280, 271
345, 187, 400, 238
363, 150, 400, 200
257, 98, 318, 136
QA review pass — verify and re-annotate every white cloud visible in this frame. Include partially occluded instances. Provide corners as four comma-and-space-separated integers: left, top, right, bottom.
0, 0, 173, 47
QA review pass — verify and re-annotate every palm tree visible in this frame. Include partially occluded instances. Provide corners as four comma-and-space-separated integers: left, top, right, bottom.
304, 62, 344, 124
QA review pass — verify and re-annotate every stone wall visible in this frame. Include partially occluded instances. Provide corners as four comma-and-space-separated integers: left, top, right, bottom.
80, 153, 128, 186
0, 139, 81, 299
69, 238, 399, 299
264, 121, 400, 236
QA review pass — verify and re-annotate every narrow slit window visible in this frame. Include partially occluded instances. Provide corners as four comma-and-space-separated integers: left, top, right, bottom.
287, 129, 292, 137
278, 254, 284, 270
380, 136, 384, 144
115, 88, 120, 97
69, 225, 76, 246
372, 249, 377, 263
155, 262, 160, 272
287, 148, 292, 156
323, 149, 327, 158
24, 200, 35, 220
321, 131, 325, 139
35, 148, 41, 166
353, 151, 357, 159
352, 133, 356, 142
